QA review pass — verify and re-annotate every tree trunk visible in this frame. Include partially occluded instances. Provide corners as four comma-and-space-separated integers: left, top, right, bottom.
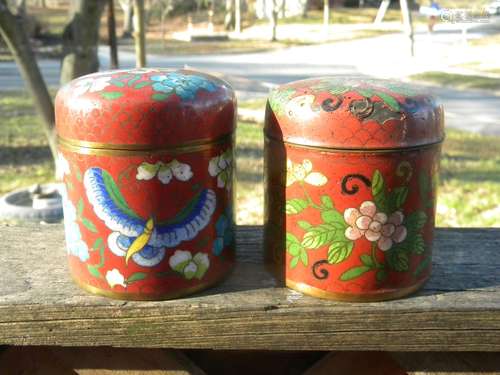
60, 0, 106, 85
301, 0, 308, 18
400, 0, 414, 57
270, 0, 278, 41
133, 0, 146, 67
374, 0, 390, 23
0, 0, 57, 162
107, 0, 119, 69
323, 0, 329, 37
235, 0, 241, 33
119, 0, 133, 38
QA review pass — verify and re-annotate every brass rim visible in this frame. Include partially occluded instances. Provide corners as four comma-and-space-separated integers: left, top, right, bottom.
72, 272, 231, 301
286, 277, 429, 302
57, 134, 233, 156
265, 134, 443, 154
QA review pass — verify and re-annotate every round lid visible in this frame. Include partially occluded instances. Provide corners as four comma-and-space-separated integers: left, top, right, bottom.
265, 77, 444, 149
55, 68, 236, 148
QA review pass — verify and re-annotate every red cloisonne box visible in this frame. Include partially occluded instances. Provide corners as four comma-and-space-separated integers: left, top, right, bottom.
264, 77, 444, 301
55, 68, 236, 300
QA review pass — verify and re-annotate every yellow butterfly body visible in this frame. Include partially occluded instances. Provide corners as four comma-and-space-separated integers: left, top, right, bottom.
125, 217, 154, 265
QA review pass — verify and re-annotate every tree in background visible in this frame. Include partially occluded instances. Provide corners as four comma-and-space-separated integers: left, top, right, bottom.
119, 0, 134, 37
133, 0, 146, 67
0, 0, 56, 161
60, 0, 106, 84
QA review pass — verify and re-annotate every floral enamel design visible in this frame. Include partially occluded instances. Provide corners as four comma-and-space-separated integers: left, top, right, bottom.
84, 167, 216, 268
106, 268, 126, 289
136, 160, 193, 184
285, 160, 430, 282
61, 187, 90, 262
150, 72, 217, 101
344, 201, 407, 251
73, 76, 112, 97
286, 159, 327, 187
209, 149, 233, 189
213, 206, 234, 256
169, 250, 210, 280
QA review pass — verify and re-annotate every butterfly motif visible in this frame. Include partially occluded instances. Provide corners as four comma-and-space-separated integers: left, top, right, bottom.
84, 167, 216, 267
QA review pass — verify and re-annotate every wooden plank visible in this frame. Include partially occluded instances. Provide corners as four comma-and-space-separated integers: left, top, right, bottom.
0, 225, 499, 351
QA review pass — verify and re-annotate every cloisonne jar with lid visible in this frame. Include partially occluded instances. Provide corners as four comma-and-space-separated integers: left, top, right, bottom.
264, 77, 444, 301
56, 68, 236, 300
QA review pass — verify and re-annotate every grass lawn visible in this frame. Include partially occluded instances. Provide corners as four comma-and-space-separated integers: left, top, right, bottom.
1, 91, 499, 227
409, 72, 500, 91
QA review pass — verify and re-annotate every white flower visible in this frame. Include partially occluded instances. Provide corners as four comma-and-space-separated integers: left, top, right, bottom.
169, 250, 210, 280
56, 153, 70, 179
73, 76, 112, 96
344, 201, 407, 251
285, 94, 316, 120
61, 189, 89, 262
106, 268, 126, 288
286, 159, 327, 187
136, 162, 160, 181
170, 159, 193, 181
136, 160, 193, 184
209, 150, 233, 189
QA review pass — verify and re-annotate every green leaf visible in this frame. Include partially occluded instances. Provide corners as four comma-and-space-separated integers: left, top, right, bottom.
92, 237, 104, 252
127, 74, 142, 87
299, 249, 308, 266
372, 170, 388, 213
376, 92, 401, 111
286, 232, 300, 245
290, 256, 299, 269
327, 241, 354, 264
87, 265, 102, 278
357, 88, 375, 98
126, 272, 147, 284
110, 79, 126, 87
321, 209, 345, 228
389, 186, 408, 211
152, 93, 171, 101
321, 195, 334, 209
360, 254, 374, 267
75, 166, 82, 182
101, 91, 124, 100
340, 266, 371, 281
414, 256, 432, 277
81, 217, 98, 233
101, 169, 141, 219
134, 81, 152, 89
376, 269, 388, 282
287, 243, 301, 257
285, 198, 308, 215
297, 220, 312, 230
301, 224, 338, 249
405, 211, 427, 232
386, 250, 409, 272
66, 181, 74, 191
77, 198, 84, 217
410, 233, 426, 254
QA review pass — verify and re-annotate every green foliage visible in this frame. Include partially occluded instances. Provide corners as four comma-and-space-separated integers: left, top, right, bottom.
340, 266, 371, 281
285, 198, 308, 214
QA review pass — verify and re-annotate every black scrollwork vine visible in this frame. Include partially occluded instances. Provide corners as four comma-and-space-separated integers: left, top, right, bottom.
312, 260, 330, 280
321, 96, 343, 112
341, 174, 372, 195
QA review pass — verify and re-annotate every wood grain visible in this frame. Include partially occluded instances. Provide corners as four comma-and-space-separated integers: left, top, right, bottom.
0, 224, 499, 351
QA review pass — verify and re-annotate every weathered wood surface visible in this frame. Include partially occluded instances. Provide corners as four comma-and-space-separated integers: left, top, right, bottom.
0, 224, 499, 351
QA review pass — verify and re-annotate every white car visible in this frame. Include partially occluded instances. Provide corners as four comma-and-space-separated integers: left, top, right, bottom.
486, 1, 500, 15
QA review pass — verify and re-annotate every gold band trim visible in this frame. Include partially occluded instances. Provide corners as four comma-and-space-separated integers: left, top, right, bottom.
265, 134, 443, 154
58, 134, 233, 156
72, 271, 231, 301
286, 277, 429, 302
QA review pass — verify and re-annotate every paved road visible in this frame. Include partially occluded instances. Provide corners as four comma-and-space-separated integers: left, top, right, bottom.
0, 24, 498, 135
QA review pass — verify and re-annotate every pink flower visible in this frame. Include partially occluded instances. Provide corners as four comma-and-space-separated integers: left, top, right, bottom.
344, 201, 407, 251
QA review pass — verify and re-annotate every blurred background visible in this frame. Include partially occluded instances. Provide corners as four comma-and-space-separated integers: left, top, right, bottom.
0, 0, 499, 227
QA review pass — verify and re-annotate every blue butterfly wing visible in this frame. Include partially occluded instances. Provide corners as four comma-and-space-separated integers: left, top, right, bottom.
84, 167, 145, 237
150, 189, 216, 248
